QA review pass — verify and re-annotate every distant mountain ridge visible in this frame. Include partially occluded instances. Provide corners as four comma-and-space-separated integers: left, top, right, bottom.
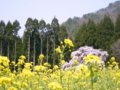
64, 1, 120, 39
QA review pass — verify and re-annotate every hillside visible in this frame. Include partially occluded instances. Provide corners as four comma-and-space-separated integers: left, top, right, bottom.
64, 1, 120, 39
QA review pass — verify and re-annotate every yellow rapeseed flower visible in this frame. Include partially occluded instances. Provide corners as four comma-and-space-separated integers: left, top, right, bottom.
19, 55, 26, 60
48, 82, 62, 90
112, 61, 118, 66
78, 64, 88, 70
60, 60, 66, 65
0, 56, 10, 67
48, 69, 52, 73
83, 54, 102, 64
24, 63, 32, 69
11, 61, 15, 65
7, 87, 18, 90
22, 82, 28, 87
55, 46, 62, 53
66, 71, 72, 76
0, 77, 11, 84
0, 66, 4, 69
60, 54, 64, 58
60, 41, 63, 44
71, 55, 75, 58
110, 57, 115, 62
44, 62, 49, 66
13, 81, 21, 88
34, 65, 46, 72
73, 59, 79, 65
64, 38, 74, 47
39, 54, 45, 60
53, 65, 59, 70
117, 81, 120, 85
17, 59, 24, 65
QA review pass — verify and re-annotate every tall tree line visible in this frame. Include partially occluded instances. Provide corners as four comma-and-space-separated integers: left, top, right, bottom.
0, 20, 22, 64
74, 14, 120, 62
1, 14, 120, 65
22, 17, 68, 66
0, 17, 68, 66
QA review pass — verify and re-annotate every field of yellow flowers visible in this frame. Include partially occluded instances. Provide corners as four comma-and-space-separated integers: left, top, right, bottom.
0, 39, 120, 90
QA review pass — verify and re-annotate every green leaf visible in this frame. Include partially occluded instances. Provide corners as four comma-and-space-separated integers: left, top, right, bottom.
91, 75, 99, 83
90, 65, 94, 77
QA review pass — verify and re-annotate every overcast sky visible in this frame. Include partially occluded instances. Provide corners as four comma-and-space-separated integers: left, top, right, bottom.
0, 0, 117, 37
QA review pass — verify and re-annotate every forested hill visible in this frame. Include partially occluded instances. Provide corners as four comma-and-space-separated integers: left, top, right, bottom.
64, 1, 120, 39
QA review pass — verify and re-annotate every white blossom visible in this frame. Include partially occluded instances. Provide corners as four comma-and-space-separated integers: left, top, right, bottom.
62, 46, 109, 70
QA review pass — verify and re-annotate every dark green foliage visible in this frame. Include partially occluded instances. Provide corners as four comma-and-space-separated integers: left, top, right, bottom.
39, 19, 46, 54
5, 21, 13, 40
59, 25, 68, 41
95, 15, 114, 52
64, 17, 80, 39
0, 20, 5, 37
12, 20, 21, 68
74, 22, 87, 49
51, 17, 60, 65
113, 13, 120, 42
0, 20, 5, 56
2, 11, 120, 66
13, 20, 21, 37
21, 17, 69, 66
111, 39, 120, 64
0, 20, 22, 63
59, 25, 70, 61
74, 20, 97, 49
86, 19, 96, 46
25, 18, 34, 62
5, 21, 13, 59
74, 15, 114, 55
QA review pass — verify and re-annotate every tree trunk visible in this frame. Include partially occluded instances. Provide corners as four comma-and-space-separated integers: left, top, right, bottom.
7, 40, 9, 58
7, 40, 10, 58
0, 39, 2, 56
28, 36, 30, 63
53, 34, 55, 66
46, 35, 48, 63
40, 36, 42, 54
33, 37, 36, 66
14, 39, 16, 71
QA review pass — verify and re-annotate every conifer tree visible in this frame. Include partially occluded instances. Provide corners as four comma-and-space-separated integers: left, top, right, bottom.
74, 22, 87, 49
32, 19, 39, 66
5, 21, 13, 59
0, 20, 5, 56
95, 15, 114, 52
51, 17, 59, 66
39, 20, 46, 55
59, 25, 68, 41
86, 19, 96, 46
25, 18, 33, 62
113, 13, 120, 42
13, 20, 21, 70
45, 24, 52, 63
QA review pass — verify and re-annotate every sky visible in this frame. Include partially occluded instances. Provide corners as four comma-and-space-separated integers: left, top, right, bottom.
0, 0, 117, 37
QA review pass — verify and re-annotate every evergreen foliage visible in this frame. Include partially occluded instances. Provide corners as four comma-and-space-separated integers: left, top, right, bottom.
95, 15, 114, 52
0, 20, 5, 56
86, 19, 96, 46
111, 39, 120, 64
74, 15, 114, 57
74, 22, 86, 49
21, 17, 68, 66
113, 13, 120, 42
1, 13, 120, 65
